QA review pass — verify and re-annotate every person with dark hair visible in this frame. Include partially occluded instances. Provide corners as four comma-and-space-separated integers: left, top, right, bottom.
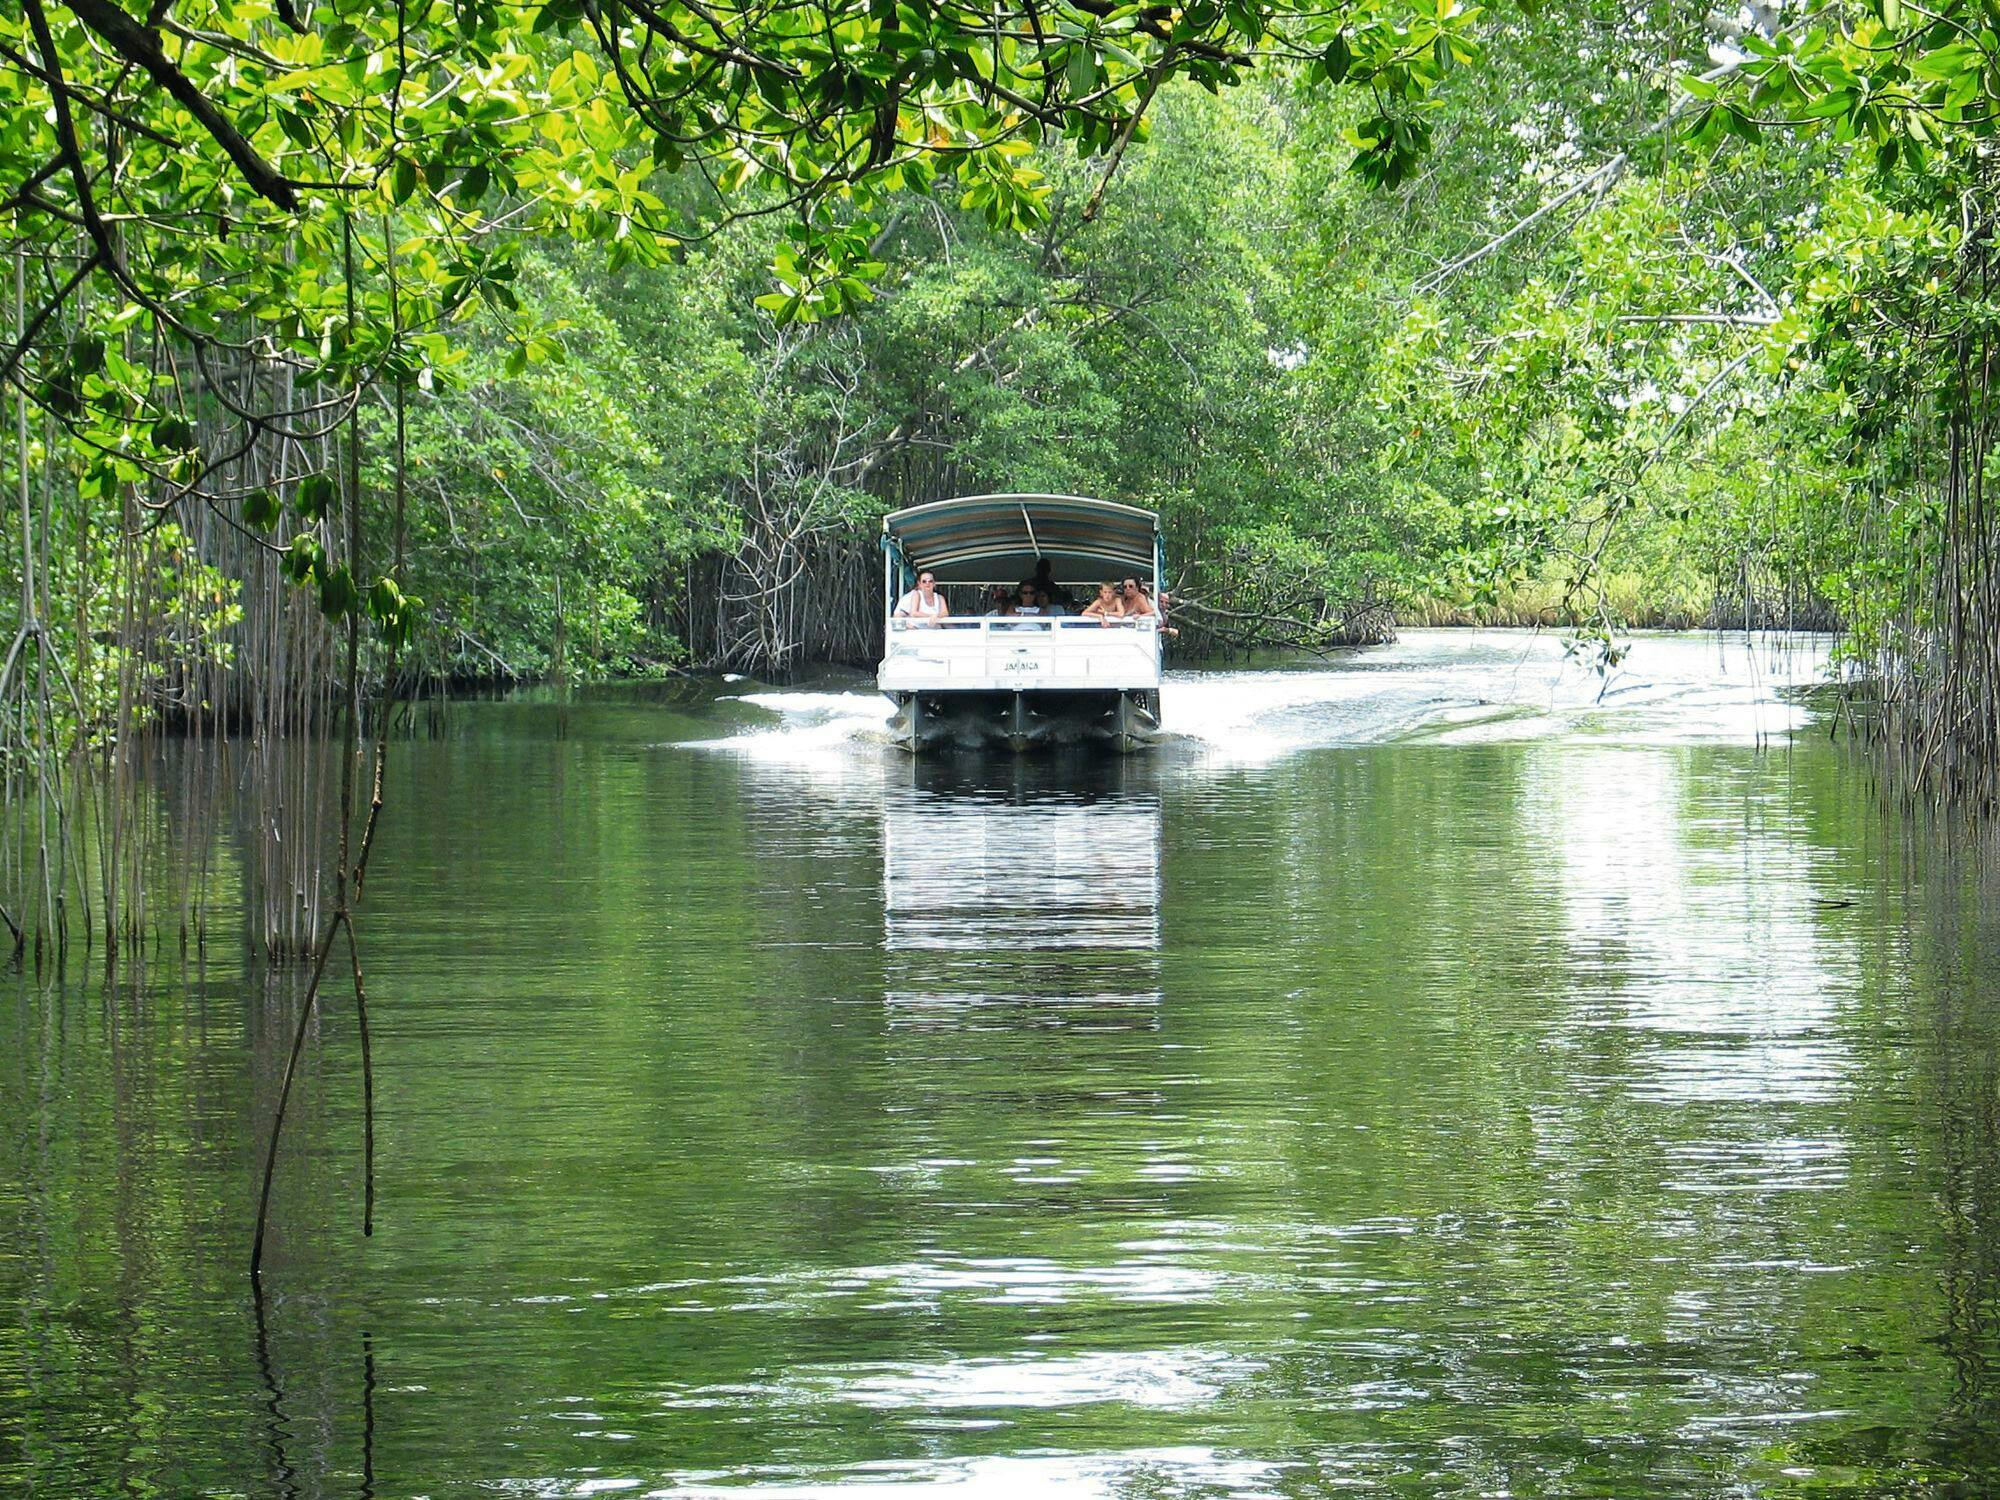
1022, 557, 1074, 611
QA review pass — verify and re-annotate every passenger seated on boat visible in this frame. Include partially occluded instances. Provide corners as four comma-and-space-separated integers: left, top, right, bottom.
895, 571, 949, 623
1118, 577, 1156, 618
1022, 559, 1074, 610
1081, 581, 1122, 622
1040, 590, 1069, 617
984, 585, 1014, 616
1012, 582, 1045, 616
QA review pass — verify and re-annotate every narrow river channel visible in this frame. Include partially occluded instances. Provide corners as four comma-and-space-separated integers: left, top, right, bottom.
8, 629, 2000, 1497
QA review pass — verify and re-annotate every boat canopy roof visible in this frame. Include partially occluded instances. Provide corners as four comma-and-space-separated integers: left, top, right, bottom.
882, 494, 1160, 586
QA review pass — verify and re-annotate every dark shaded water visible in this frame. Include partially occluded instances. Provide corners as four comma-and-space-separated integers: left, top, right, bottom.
8, 631, 2000, 1497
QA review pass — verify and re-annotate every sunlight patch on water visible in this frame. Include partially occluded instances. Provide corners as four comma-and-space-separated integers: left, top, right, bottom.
791, 1349, 1254, 1411
653, 1448, 1287, 1499
682, 1256, 1233, 1311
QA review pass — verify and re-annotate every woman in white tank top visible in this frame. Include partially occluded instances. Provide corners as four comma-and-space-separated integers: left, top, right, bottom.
895, 571, 950, 621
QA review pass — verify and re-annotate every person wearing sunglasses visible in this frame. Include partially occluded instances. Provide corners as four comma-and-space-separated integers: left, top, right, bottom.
895, 570, 950, 624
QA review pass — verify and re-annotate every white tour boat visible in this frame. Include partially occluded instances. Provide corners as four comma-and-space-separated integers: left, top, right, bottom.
877, 494, 1166, 751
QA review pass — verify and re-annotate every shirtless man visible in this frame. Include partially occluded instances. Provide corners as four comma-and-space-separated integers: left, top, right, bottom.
894, 571, 949, 623
1117, 577, 1156, 618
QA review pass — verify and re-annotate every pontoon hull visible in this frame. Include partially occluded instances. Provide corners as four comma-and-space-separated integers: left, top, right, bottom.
888, 689, 1162, 753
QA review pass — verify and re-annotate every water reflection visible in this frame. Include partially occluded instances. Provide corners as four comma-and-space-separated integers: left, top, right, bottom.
884, 755, 1162, 1020
1527, 744, 1857, 1115
17, 662, 2000, 1498
847, 758, 1258, 1487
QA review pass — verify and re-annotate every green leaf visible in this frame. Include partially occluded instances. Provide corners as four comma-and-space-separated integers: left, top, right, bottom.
1724, 107, 1762, 142
69, 334, 106, 377
295, 473, 336, 521
36, 375, 80, 417
280, 534, 321, 585
392, 158, 418, 205
369, 575, 422, 649
243, 489, 282, 531
1224, 0, 1264, 43
315, 560, 361, 620
1800, 89, 1857, 120
1322, 35, 1352, 86
1066, 44, 1096, 96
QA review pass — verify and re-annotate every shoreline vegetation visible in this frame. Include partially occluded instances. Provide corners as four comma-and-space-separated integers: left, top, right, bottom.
5, 0, 2000, 962
1400, 577, 1842, 637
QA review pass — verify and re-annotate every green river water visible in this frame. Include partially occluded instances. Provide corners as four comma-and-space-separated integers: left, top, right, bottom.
6, 630, 2000, 1498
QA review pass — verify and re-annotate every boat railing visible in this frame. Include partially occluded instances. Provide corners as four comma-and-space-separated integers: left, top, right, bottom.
887, 615, 1159, 635
880, 607, 1160, 694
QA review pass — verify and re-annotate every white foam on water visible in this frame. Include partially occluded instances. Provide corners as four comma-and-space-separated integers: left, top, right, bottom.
1167, 630, 1834, 763
1159, 663, 1444, 766
680, 630, 1837, 764
685, 690, 892, 761
729, 690, 870, 714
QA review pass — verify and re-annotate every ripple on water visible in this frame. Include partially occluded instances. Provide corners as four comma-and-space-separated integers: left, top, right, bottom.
12, 629, 2000, 1500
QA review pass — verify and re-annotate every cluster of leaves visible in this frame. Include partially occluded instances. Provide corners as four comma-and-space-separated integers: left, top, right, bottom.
0, 0, 1485, 690
1256, 0, 1983, 647
566, 0, 1485, 306
242, 476, 422, 649
369, 255, 744, 678
1674, 0, 2000, 667
1686, 0, 2000, 173
27, 0, 1990, 692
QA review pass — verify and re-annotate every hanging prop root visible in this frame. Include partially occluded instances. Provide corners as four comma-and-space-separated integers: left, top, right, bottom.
249, 907, 348, 1279
342, 913, 374, 1236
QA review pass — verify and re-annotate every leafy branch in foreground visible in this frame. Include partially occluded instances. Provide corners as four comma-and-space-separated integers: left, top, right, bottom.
4, 0, 1481, 642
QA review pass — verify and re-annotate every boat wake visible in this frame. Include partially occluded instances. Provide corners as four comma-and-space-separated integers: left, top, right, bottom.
683, 630, 1836, 766
683, 688, 895, 758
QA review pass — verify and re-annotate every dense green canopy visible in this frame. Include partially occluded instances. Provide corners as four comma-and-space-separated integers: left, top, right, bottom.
3, 0, 2000, 808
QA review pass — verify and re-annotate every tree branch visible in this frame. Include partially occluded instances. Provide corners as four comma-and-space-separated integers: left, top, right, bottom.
61, 0, 302, 210
0, 250, 104, 386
